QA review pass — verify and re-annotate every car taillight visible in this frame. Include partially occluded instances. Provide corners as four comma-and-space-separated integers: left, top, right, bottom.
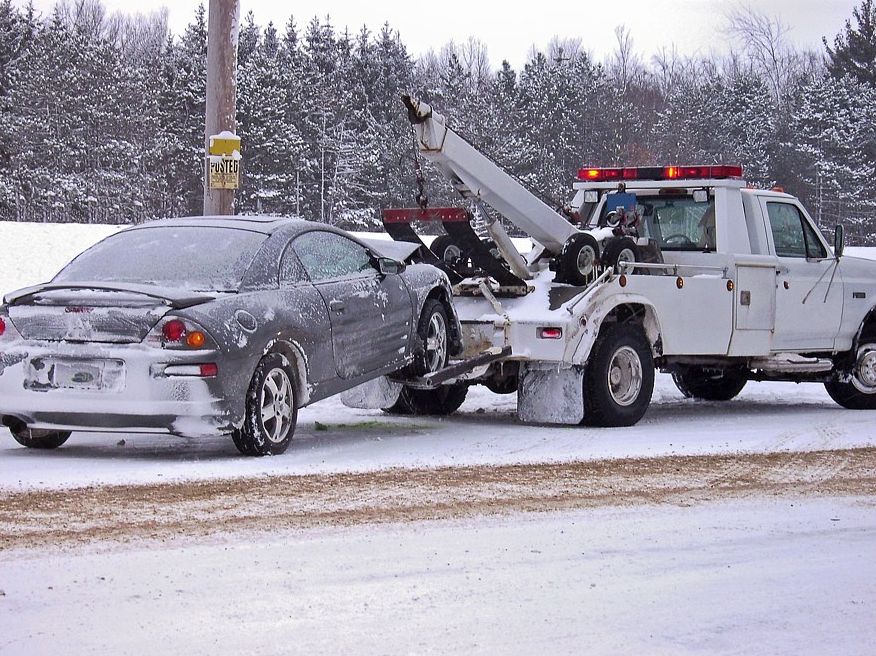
162, 319, 186, 342
0, 317, 5, 337
148, 318, 214, 350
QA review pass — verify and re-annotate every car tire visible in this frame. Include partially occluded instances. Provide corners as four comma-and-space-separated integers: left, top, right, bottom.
384, 299, 467, 415
672, 366, 747, 401
601, 237, 639, 272
557, 233, 601, 286
582, 324, 654, 427
825, 341, 876, 410
232, 353, 298, 456
10, 426, 71, 450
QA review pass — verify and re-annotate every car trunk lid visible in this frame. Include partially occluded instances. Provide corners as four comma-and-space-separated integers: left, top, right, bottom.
6, 284, 215, 344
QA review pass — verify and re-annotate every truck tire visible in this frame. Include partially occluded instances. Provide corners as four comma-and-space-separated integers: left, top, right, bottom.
430, 235, 464, 266
601, 237, 639, 272
10, 426, 71, 450
583, 324, 654, 427
557, 233, 600, 285
384, 383, 468, 415
825, 342, 876, 410
672, 366, 748, 401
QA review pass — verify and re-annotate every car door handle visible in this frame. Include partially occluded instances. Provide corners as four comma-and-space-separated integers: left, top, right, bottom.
329, 300, 345, 313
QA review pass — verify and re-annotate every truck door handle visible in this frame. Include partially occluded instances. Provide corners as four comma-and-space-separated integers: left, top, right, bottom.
329, 300, 345, 313
776, 266, 789, 275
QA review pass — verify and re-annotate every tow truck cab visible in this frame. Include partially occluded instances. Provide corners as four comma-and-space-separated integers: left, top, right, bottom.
570, 166, 874, 358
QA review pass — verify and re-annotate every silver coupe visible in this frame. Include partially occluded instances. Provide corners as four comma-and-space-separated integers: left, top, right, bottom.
0, 216, 462, 455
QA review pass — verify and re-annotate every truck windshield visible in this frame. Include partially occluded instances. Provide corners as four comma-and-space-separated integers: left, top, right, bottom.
595, 195, 717, 251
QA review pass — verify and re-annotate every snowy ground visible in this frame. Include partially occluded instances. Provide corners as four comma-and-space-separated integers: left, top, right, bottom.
1, 221, 875, 655
2, 497, 874, 655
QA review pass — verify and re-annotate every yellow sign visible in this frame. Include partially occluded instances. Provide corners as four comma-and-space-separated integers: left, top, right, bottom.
209, 131, 241, 157
209, 155, 240, 190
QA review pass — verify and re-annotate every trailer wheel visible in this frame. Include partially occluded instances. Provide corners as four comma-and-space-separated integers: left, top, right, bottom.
825, 342, 876, 409
672, 366, 748, 401
557, 233, 601, 285
583, 324, 654, 427
601, 237, 639, 272
430, 235, 464, 266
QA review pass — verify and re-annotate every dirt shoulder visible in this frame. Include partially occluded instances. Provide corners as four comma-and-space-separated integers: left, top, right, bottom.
2, 448, 875, 552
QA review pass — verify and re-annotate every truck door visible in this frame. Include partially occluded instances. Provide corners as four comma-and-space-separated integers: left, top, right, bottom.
292, 230, 412, 379
760, 199, 843, 351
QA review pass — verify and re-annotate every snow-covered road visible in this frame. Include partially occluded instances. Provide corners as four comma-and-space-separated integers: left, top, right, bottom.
3, 497, 874, 656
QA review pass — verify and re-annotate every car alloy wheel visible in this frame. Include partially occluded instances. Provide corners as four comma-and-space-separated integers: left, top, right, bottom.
260, 367, 294, 444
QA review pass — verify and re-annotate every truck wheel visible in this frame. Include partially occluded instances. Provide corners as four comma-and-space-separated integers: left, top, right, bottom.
672, 366, 747, 401
10, 426, 71, 449
385, 383, 469, 415
583, 324, 654, 427
601, 237, 639, 272
232, 353, 298, 456
825, 342, 876, 410
558, 233, 600, 285
430, 235, 464, 266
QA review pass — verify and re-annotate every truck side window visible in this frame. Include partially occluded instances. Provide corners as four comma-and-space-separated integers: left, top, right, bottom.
634, 197, 716, 251
766, 203, 827, 259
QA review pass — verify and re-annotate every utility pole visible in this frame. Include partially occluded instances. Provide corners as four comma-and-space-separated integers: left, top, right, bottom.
203, 0, 240, 216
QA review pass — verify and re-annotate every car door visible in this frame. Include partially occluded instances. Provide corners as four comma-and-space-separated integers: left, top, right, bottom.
276, 241, 337, 390
291, 230, 412, 379
761, 199, 843, 351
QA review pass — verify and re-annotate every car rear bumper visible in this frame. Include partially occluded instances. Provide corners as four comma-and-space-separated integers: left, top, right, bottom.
0, 341, 247, 437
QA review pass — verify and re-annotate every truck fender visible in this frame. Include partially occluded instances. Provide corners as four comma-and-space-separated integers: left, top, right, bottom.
569, 293, 663, 366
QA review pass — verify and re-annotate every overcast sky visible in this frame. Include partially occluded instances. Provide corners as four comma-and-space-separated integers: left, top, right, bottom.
22, 0, 859, 67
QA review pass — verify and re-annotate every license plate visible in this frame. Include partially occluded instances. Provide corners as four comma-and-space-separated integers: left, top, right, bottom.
26, 358, 126, 392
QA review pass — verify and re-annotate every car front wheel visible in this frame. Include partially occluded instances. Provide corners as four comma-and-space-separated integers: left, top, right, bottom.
232, 353, 298, 456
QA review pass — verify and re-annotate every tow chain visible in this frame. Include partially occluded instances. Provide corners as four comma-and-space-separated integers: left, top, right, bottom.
411, 128, 429, 210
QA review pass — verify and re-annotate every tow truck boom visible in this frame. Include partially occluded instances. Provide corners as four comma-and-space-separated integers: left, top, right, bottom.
403, 95, 577, 255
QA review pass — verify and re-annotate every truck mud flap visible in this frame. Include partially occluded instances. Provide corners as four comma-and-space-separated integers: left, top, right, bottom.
517, 362, 584, 425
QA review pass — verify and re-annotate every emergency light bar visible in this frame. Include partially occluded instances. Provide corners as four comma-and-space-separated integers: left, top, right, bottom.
577, 165, 743, 182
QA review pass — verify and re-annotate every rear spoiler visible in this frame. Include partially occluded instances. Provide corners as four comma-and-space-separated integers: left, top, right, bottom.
3, 282, 220, 309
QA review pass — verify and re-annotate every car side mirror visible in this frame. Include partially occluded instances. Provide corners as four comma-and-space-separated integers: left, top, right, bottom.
377, 257, 405, 276
834, 224, 845, 259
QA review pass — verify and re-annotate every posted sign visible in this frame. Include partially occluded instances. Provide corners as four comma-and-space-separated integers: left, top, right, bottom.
207, 131, 241, 190
208, 155, 240, 189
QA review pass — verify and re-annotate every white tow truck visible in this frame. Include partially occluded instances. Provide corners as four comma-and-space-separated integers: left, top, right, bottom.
345, 96, 876, 426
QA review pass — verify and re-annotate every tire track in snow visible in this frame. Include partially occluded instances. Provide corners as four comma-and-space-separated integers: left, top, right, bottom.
1, 447, 875, 552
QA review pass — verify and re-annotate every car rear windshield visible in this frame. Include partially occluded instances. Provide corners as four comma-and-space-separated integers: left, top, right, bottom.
54, 226, 267, 291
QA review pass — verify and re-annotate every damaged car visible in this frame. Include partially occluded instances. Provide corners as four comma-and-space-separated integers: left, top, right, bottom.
0, 216, 461, 455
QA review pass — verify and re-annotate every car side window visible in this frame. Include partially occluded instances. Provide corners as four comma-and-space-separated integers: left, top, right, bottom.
766, 202, 827, 259
292, 231, 374, 282
279, 242, 307, 285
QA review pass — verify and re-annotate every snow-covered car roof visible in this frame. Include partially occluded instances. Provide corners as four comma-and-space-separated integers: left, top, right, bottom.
123, 215, 313, 236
